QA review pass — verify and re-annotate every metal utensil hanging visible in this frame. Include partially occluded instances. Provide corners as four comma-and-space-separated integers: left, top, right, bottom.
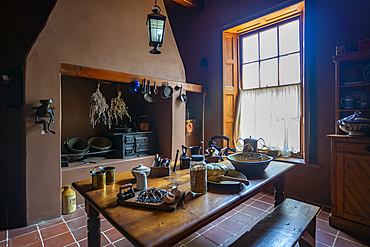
179, 85, 187, 103
142, 78, 147, 94
144, 80, 156, 103
160, 82, 173, 99
153, 81, 159, 94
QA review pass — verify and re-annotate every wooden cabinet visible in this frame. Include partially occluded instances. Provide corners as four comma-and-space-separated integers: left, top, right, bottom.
103, 131, 156, 158
328, 135, 370, 236
329, 50, 370, 236
333, 49, 370, 134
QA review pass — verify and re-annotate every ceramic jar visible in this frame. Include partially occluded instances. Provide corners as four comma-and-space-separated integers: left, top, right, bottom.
236, 137, 265, 152
62, 185, 76, 215
130, 164, 151, 179
337, 111, 370, 136
356, 100, 370, 109
341, 97, 355, 109
136, 171, 147, 190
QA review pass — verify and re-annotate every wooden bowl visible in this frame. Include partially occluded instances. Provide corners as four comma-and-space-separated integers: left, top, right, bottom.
88, 137, 112, 151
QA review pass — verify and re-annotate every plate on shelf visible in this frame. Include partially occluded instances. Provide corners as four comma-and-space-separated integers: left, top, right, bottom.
344, 90, 369, 102
343, 78, 368, 85
363, 65, 370, 81
343, 77, 358, 85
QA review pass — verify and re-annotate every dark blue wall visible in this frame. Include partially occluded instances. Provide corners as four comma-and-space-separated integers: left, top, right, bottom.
167, 0, 370, 205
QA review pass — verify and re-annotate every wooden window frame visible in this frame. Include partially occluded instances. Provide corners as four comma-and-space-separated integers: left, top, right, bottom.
222, 1, 307, 161
240, 16, 302, 90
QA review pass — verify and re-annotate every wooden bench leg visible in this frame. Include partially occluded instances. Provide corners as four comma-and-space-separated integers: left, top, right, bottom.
85, 199, 101, 247
299, 216, 316, 247
273, 175, 285, 207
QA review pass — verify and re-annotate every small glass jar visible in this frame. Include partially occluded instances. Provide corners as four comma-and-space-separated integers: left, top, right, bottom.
190, 154, 207, 195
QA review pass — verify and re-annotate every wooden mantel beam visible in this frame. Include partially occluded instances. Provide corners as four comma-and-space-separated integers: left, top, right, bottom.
173, 0, 204, 12
60, 63, 202, 93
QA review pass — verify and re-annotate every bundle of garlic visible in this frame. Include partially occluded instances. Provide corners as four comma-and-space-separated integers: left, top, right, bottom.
108, 90, 131, 129
89, 84, 109, 129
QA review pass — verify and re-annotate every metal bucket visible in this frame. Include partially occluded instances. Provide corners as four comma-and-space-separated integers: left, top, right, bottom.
88, 137, 112, 151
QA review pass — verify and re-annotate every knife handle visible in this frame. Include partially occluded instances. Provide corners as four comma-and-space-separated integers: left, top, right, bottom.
221, 176, 249, 185
173, 149, 179, 172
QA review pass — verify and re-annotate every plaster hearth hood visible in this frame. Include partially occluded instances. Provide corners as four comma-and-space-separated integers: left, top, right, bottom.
24, 0, 186, 224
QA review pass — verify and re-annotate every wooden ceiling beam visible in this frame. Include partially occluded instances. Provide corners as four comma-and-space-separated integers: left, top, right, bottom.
60, 63, 202, 93
172, 0, 204, 12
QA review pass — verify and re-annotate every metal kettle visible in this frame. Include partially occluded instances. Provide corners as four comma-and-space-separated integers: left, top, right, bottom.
236, 136, 265, 152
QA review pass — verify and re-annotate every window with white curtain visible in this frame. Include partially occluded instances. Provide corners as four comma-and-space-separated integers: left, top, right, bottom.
235, 85, 301, 156
235, 18, 303, 156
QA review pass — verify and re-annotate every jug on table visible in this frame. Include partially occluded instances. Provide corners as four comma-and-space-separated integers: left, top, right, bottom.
236, 136, 265, 153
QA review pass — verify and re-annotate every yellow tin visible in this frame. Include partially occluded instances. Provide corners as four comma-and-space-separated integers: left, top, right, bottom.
90, 166, 106, 190
102, 167, 115, 185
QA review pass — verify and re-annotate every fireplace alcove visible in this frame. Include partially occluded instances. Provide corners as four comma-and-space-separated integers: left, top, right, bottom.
60, 64, 202, 204
24, 0, 196, 225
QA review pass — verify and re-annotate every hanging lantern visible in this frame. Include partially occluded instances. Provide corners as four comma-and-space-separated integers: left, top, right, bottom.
146, 0, 166, 54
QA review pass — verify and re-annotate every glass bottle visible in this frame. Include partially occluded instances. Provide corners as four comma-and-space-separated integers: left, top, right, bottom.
190, 154, 207, 195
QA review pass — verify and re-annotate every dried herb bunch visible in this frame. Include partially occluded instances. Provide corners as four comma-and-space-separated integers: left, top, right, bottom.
90, 83, 109, 129
108, 90, 131, 129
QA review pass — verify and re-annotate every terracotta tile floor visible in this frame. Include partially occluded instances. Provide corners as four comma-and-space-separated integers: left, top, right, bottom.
1, 192, 370, 247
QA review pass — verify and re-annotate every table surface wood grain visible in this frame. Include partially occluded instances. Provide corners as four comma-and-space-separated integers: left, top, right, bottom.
72, 161, 295, 247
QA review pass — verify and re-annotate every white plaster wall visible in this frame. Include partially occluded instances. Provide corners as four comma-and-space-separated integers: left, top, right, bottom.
25, 0, 185, 224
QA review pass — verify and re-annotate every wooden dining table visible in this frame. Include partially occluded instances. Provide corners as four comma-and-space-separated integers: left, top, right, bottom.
72, 161, 295, 247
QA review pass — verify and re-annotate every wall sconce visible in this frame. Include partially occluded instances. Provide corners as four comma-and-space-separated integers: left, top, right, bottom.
35, 99, 55, 134
146, 0, 167, 54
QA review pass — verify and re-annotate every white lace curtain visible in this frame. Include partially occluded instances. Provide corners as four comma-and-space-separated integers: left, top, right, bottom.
234, 84, 301, 156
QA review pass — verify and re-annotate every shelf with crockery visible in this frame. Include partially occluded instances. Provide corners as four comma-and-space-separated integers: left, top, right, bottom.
334, 49, 370, 134
339, 108, 370, 112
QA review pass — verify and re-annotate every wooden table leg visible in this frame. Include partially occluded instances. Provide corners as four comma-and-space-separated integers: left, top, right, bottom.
85, 199, 101, 247
273, 175, 285, 207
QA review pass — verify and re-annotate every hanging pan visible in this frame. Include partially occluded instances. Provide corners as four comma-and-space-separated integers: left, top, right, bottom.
160, 82, 173, 99
144, 80, 156, 103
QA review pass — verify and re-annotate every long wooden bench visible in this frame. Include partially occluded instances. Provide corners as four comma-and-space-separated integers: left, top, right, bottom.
230, 198, 320, 247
